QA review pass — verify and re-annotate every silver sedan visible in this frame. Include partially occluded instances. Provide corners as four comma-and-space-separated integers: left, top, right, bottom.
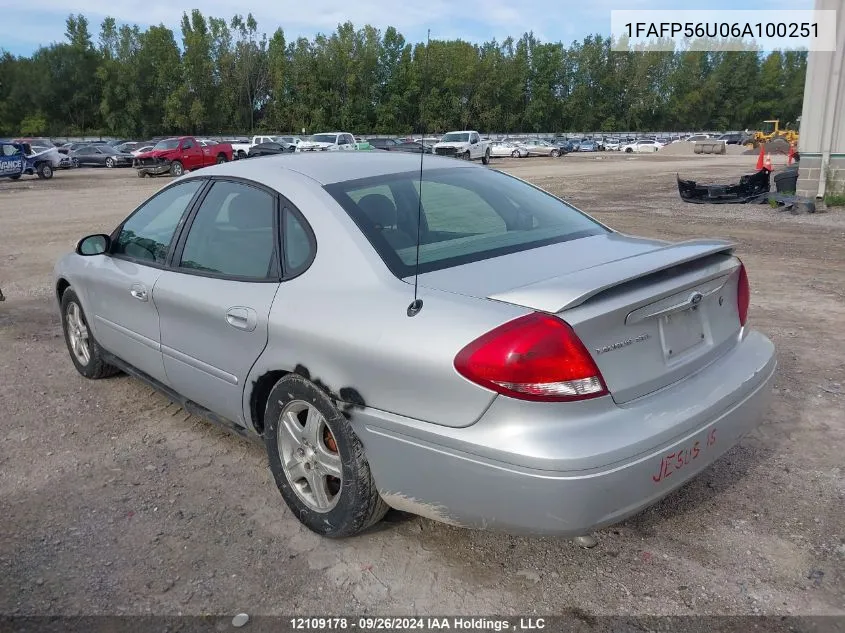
53, 153, 776, 538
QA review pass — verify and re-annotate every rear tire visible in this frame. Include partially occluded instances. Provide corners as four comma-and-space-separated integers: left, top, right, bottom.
551, 149, 560, 158
105, 157, 114, 168
169, 161, 184, 177
37, 163, 53, 179
625, 147, 633, 153
511, 150, 519, 158
60, 288, 119, 379
216, 154, 227, 164
265, 374, 388, 537
481, 149, 490, 165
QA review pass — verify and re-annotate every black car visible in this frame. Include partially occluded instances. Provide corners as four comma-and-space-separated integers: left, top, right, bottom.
247, 141, 297, 158
367, 138, 403, 150
69, 144, 134, 168
390, 141, 432, 154
717, 132, 751, 145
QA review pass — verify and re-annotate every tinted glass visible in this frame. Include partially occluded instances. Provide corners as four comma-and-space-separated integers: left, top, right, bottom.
113, 180, 203, 263
312, 134, 337, 144
179, 181, 277, 279
283, 208, 314, 274
441, 133, 469, 142
326, 168, 607, 277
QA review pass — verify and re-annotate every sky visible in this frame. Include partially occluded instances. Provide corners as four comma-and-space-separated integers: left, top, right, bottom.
0, 0, 813, 56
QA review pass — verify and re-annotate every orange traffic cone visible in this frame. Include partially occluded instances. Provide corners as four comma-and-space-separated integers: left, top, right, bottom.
756, 145, 765, 170
787, 142, 795, 165
764, 153, 773, 171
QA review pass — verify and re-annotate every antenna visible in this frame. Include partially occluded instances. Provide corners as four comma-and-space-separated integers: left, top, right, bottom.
407, 28, 430, 318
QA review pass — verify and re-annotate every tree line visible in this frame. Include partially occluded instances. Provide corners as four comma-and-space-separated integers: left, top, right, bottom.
0, 11, 807, 138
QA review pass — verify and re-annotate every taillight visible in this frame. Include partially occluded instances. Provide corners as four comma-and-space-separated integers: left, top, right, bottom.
736, 261, 750, 326
454, 313, 608, 402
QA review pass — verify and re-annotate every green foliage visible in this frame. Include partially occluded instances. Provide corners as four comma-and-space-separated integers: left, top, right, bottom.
0, 12, 808, 137
824, 194, 845, 207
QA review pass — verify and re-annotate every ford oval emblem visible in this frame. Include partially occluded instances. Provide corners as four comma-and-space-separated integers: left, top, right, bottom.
690, 292, 703, 305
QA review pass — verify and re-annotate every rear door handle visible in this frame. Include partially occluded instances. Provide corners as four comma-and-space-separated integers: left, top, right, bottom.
226, 307, 258, 332
130, 284, 148, 301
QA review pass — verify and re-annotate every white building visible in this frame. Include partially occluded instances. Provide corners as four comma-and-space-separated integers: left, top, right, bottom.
796, 0, 845, 199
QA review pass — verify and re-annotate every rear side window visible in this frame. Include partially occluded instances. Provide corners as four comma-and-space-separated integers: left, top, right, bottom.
113, 180, 203, 264
325, 167, 607, 277
178, 181, 278, 280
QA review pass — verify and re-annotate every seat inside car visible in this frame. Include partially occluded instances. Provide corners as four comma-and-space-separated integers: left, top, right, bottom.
356, 193, 416, 250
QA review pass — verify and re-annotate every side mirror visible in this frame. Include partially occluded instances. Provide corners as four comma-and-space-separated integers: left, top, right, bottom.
76, 234, 111, 256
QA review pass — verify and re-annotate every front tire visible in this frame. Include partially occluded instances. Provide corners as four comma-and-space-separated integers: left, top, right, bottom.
105, 157, 114, 168
462, 151, 471, 161
60, 288, 119, 379
511, 150, 519, 158
625, 147, 633, 153
265, 374, 388, 537
37, 163, 53, 179
551, 149, 560, 158
169, 161, 184, 177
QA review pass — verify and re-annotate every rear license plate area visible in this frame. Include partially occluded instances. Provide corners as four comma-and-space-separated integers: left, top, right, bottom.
659, 306, 705, 361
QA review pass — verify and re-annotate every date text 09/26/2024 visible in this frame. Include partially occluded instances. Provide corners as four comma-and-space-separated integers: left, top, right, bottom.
290, 618, 547, 631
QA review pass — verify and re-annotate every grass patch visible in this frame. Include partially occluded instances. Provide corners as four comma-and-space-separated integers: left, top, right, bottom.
824, 194, 845, 207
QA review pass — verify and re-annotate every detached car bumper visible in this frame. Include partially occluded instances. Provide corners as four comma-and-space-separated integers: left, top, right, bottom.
355, 329, 776, 535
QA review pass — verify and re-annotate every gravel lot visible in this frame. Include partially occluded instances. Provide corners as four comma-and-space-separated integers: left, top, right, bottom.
1, 152, 844, 617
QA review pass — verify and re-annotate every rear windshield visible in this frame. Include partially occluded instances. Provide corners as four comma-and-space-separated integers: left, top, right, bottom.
312, 134, 338, 144
154, 139, 180, 150
441, 133, 469, 142
325, 167, 607, 277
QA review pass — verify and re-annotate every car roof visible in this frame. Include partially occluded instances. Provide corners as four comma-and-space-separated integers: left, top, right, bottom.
187, 151, 479, 186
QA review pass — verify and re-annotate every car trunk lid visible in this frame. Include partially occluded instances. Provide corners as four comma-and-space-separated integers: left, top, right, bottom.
418, 236, 743, 403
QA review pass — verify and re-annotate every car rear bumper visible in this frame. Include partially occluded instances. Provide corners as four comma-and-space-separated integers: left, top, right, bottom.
354, 330, 776, 536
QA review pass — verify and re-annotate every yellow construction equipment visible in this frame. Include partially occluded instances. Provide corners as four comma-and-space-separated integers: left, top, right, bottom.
751, 120, 799, 148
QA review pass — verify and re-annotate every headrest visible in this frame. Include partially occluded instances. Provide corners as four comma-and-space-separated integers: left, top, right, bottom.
227, 193, 274, 229
357, 194, 396, 229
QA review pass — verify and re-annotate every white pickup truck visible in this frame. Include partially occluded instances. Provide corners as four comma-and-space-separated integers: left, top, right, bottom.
433, 131, 491, 164
231, 135, 285, 159
296, 132, 358, 152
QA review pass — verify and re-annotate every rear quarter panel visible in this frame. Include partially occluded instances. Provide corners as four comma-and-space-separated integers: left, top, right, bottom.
243, 179, 528, 429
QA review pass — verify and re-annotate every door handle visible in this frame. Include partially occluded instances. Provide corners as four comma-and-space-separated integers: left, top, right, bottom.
129, 284, 148, 301
226, 307, 258, 332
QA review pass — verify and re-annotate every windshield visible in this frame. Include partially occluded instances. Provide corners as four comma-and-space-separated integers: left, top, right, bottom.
154, 139, 180, 151
441, 133, 470, 143
311, 134, 338, 144
325, 167, 607, 277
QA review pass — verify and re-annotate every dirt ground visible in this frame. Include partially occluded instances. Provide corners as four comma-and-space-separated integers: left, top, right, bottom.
1, 152, 843, 617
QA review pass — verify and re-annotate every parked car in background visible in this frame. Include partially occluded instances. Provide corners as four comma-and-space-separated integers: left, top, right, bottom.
231, 135, 279, 159
578, 140, 599, 152
519, 139, 563, 157
390, 141, 432, 154
297, 132, 357, 152
53, 152, 776, 538
433, 131, 491, 163
717, 132, 751, 145
603, 138, 621, 151
368, 138, 403, 151
58, 141, 108, 155
247, 141, 297, 157
131, 145, 155, 157
28, 144, 72, 169
620, 139, 662, 153
1, 141, 55, 179
70, 144, 135, 168
115, 142, 143, 154
134, 136, 233, 177
275, 136, 302, 147
685, 134, 711, 143
490, 141, 529, 158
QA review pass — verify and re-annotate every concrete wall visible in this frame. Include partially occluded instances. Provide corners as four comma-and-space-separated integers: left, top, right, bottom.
797, 0, 845, 199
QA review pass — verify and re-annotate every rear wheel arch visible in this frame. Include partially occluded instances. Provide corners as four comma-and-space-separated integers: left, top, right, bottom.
56, 278, 71, 303
249, 369, 290, 435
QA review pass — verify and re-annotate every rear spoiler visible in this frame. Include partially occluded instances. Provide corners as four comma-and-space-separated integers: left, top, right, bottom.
488, 239, 737, 313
